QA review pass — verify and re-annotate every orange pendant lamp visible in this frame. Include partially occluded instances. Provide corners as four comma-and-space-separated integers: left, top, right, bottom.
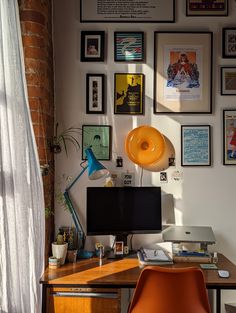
125, 125, 175, 172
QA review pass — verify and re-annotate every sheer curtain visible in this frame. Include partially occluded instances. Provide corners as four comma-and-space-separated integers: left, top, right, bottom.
0, 1, 45, 312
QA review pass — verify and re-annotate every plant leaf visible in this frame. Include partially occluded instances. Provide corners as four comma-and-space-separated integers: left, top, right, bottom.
61, 136, 68, 156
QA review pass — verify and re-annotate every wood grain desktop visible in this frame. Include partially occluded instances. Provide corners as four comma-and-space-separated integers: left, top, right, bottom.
41, 253, 236, 313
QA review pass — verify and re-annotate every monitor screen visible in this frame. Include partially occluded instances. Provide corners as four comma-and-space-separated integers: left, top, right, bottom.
86, 187, 162, 236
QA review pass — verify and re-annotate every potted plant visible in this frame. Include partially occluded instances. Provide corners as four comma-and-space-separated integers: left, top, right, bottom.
52, 233, 68, 265
50, 122, 81, 155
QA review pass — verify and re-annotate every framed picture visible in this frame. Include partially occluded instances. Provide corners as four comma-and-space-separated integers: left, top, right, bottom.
80, 0, 175, 23
82, 125, 111, 160
223, 110, 236, 165
186, 0, 228, 16
154, 31, 212, 114
181, 125, 211, 166
86, 74, 105, 114
114, 241, 124, 255
221, 67, 236, 95
114, 73, 144, 115
114, 32, 144, 62
81, 31, 105, 62
222, 28, 236, 59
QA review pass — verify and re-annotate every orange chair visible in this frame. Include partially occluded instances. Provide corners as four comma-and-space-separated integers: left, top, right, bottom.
128, 266, 211, 313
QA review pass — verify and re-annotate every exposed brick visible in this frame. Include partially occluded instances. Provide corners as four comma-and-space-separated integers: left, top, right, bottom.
27, 85, 45, 97
24, 46, 47, 60
22, 35, 45, 48
20, 10, 45, 25
22, 21, 45, 37
20, 0, 54, 266
29, 98, 40, 110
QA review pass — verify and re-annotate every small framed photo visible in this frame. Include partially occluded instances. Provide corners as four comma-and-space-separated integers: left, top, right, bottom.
221, 67, 236, 95
86, 74, 105, 114
186, 0, 228, 16
181, 125, 211, 166
114, 73, 144, 115
223, 110, 236, 165
81, 31, 105, 62
114, 241, 124, 255
114, 32, 144, 62
82, 125, 111, 160
222, 28, 236, 59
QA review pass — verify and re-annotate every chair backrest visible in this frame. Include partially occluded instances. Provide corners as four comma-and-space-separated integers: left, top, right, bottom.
128, 266, 211, 313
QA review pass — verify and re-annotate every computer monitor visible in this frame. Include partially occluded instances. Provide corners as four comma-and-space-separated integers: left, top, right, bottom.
86, 187, 162, 242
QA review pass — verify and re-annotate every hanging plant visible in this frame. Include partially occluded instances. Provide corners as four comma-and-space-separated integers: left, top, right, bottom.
50, 123, 81, 156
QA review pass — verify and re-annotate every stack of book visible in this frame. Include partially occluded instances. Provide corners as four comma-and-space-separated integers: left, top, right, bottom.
137, 248, 173, 266
173, 251, 212, 263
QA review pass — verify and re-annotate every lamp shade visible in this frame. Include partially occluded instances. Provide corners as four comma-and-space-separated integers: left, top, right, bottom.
85, 148, 109, 180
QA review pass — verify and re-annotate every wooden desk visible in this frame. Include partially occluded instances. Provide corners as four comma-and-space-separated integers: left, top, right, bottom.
40, 253, 236, 313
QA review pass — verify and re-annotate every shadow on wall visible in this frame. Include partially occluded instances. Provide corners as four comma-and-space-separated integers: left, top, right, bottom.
162, 192, 175, 226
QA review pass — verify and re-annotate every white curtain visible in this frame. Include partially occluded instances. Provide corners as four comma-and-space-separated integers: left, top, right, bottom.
0, 1, 45, 312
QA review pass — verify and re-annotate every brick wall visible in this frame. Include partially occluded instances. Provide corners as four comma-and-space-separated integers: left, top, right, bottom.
18, 0, 54, 265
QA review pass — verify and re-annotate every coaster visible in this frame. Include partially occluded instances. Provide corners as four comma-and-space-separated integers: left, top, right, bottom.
200, 263, 218, 270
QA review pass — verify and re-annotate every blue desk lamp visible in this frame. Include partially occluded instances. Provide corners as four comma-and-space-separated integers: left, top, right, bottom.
63, 147, 109, 258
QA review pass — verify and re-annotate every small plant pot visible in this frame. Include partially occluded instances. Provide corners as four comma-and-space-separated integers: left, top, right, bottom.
52, 242, 68, 265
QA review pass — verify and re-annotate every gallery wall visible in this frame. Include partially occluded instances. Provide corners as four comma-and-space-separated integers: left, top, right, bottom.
53, 1, 236, 309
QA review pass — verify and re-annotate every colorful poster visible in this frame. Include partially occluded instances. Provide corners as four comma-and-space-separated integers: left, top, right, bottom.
114, 73, 144, 114
224, 110, 236, 164
164, 46, 202, 101
114, 32, 144, 62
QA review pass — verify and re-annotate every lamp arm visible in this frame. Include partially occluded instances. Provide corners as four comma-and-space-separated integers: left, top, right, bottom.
63, 191, 85, 249
64, 165, 88, 250
66, 165, 88, 191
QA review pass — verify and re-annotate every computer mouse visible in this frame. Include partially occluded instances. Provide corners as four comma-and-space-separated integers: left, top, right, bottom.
218, 270, 230, 278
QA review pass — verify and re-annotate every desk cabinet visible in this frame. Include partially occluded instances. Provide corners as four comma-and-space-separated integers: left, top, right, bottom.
47, 287, 121, 313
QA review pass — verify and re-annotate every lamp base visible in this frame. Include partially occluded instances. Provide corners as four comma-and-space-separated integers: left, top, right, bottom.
77, 250, 94, 259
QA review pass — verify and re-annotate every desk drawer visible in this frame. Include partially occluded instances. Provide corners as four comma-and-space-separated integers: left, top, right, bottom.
47, 287, 121, 313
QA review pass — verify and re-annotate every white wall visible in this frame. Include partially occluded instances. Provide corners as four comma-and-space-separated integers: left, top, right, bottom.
53, 1, 236, 310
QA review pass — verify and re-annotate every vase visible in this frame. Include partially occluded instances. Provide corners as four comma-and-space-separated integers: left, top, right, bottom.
52, 242, 68, 265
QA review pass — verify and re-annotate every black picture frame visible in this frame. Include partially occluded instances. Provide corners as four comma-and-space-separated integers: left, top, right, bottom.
221, 67, 236, 96
186, 0, 228, 17
181, 125, 211, 166
114, 73, 144, 115
154, 31, 213, 114
86, 74, 105, 114
82, 125, 111, 160
222, 28, 236, 59
81, 31, 105, 62
223, 109, 236, 165
80, 0, 175, 23
114, 32, 144, 62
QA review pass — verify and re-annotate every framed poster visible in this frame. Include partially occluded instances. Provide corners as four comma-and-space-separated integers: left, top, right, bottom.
223, 110, 236, 165
80, 0, 175, 23
186, 0, 228, 16
86, 74, 105, 114
114, 32, 144, 62
114, 73, 144, 115
181, 125, 211, 166
222, 28, 236, 59
82, 125, 111, 160
81, 31, 105, 62
154, 31, 212, 114
221, 67, 236, 95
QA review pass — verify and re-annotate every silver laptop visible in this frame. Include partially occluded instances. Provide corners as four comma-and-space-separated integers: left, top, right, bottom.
162, 225, 216, 244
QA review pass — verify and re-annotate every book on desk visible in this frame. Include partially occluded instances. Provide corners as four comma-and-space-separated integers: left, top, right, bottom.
137, 248, 174, 265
